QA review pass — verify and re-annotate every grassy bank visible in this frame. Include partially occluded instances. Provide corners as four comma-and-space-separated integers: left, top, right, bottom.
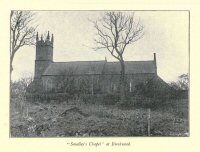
10, 95, 189, 137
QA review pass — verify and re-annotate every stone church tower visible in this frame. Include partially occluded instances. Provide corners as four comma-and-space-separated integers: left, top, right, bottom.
26, 31, 54, 93
34, 31, 54, 80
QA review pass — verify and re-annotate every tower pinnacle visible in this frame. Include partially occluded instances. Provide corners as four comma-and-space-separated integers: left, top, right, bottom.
41, 35, 43, 42
47, 31, 50, 40
36, 32, 38, 41
51, 34, 54, 43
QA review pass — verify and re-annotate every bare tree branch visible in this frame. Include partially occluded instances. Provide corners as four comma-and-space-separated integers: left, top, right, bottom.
91, 11, 144, 102
92, 11, 144, 58
10, 11, 37, 75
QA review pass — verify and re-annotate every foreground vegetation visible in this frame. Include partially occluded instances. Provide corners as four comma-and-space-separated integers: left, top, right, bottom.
10, 94, 189, 137
10, 77, 189, 137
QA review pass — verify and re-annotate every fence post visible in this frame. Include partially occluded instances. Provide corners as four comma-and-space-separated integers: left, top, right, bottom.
148, 108, 151, 136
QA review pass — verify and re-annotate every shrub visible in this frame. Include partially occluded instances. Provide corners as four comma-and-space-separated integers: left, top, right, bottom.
11, 77, 33, 99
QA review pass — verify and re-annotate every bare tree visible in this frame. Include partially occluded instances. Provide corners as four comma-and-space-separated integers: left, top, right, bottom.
92, 11, 144, 102
170, 73, 189, 90
178, 73, 189, 90
10, 11, 37, 75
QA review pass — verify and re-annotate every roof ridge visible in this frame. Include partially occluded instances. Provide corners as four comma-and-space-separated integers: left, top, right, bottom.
107, 60, 154, 63
53, 60, 106, 63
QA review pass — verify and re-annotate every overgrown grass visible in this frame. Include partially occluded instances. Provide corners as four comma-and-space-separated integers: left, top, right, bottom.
10, 94, 189, 137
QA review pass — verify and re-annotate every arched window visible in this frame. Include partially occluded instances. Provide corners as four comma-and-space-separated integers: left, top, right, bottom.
129, 81, 132, 92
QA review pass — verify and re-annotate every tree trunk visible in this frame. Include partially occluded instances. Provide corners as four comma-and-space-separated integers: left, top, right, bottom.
119, 58, 126, 103
10, 53, 14, 76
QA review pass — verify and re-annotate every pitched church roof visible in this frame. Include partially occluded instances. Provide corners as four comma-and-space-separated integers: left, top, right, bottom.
104, 61, 156, 74
43, 61, 106, 75
42, 60, 156, 76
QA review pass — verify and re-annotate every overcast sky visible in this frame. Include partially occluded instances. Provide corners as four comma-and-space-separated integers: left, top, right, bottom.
12, 11, 189, 82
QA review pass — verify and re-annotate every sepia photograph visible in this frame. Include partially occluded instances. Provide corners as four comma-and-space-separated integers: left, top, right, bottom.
10, 10, 189, 137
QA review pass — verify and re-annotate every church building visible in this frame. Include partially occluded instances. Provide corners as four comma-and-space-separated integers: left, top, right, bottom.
28, 32, 169, 94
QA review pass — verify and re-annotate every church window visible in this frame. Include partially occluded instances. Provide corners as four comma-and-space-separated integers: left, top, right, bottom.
129, 81, 132, 92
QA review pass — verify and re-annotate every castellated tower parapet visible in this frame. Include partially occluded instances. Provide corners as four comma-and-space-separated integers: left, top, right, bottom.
34, 31, 54, 79
36, 31, 54, 48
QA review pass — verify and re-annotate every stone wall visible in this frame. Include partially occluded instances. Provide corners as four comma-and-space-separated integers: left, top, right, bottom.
40, 73, 157, 94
